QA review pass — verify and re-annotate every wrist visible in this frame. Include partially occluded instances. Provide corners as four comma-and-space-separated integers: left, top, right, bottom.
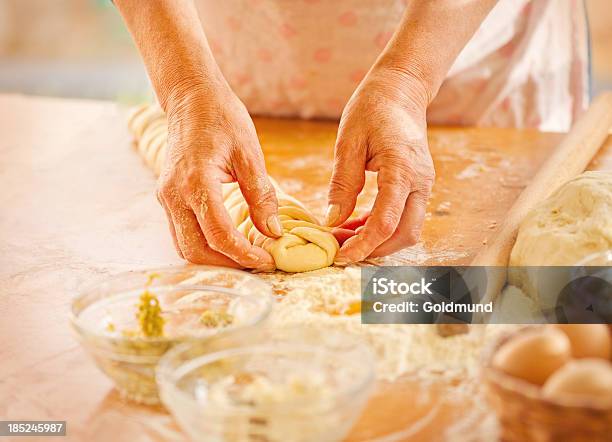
364, 62, 431, 116
157, 59, 229, 108
163, 74, 237, 120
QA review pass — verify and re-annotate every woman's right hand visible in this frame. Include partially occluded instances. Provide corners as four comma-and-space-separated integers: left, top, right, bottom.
156, 81, 281, 271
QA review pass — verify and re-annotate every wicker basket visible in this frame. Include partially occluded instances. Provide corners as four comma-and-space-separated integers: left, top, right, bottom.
483, 326, 612, 442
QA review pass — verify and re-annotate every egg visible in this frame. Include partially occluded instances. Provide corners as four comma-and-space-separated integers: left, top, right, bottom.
543, 359, 612, 403
492, 328, 572, 385
551, 324, 611, 359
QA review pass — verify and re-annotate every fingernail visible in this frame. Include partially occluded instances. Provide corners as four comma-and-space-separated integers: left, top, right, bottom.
334, 255, 351, 266
253, 263, 276, 273
324, 204, 341, 226
267, 215, 283, 237
246, 251, 273, 269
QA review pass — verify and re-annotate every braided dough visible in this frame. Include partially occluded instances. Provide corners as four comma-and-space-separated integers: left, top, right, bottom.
127, 104, 339, 272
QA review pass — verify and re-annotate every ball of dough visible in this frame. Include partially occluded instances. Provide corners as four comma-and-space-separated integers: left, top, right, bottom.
251, 206, 339, 273
220, 180, 339, 273
508, 171, 612, 304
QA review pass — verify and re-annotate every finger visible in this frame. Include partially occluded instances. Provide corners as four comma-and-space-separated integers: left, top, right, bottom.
331, 212, 370, 246
189, 181, 276, 271
325, 141, 366, 226
230, 132, 280, 238
157, 194, 184, 259
165, 199, 240, 267
369, 189, 429, 257
236, 171, 281, 239
338, 211, 370, 231
331, 227, 357, 246
335, 168, 410, 264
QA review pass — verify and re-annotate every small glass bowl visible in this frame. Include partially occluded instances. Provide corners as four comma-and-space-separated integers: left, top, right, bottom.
157, 327, 375, 442
70, 266, 273, 404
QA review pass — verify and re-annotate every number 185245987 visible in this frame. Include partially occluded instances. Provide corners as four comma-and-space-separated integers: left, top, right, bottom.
1, 421, 66, 436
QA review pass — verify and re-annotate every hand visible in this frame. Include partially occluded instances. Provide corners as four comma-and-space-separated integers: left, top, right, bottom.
156, 82, 282, 271
326, 68, 435, 263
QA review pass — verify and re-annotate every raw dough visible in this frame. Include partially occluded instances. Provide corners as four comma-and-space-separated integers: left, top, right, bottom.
508, 171, 612, 304
127, 104, 339, 272
224, 180, 338, 272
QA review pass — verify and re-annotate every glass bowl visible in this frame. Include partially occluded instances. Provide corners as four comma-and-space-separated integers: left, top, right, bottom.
157, 327, 375, 442
70, 266, 273, 404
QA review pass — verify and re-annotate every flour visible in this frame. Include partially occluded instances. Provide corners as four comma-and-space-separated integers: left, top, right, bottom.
206, 372, 334, 409
455, 162, 491, 180
262, 267, 517, 382
365, 243, 469, 266
490, 284, 546, 324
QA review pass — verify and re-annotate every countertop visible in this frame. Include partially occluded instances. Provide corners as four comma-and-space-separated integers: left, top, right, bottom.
1, 94, 610, 441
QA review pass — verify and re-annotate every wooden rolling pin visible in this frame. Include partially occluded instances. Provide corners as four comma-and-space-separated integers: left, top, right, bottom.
472, 92, 612, 304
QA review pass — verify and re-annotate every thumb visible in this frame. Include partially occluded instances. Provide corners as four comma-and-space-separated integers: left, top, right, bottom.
326, 142, 365, 226
237, 168, 281, 238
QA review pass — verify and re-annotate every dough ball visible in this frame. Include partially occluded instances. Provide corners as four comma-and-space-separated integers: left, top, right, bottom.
508, 171, 612, 304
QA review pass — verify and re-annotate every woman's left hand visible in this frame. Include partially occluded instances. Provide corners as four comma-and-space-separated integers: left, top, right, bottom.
326, 67, 435, 264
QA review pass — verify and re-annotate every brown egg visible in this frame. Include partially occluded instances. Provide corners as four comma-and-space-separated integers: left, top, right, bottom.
543, 359, 612, 403
492, 328, 572, 385
551, 324, 611, 359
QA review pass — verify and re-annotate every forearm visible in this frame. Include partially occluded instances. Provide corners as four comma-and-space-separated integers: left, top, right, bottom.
375, 0, 498, 106
114, 0, 226, 110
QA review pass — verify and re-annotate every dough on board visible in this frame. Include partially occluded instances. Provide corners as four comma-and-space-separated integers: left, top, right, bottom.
508, 171, 612, 305
127, 104, 339, 272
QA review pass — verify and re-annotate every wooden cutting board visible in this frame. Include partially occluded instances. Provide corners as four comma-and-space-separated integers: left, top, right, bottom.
0, 94, 610, 441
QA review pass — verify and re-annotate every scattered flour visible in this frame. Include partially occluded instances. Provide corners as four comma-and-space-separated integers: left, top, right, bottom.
262, 267, 517, 382
490, 284, 546, 324
365, 243, 469, 266
257, 268, 522, 440
455, 163, 491, 180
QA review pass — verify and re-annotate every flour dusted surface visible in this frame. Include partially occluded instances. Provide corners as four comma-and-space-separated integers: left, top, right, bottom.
261, 267, 517, 382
